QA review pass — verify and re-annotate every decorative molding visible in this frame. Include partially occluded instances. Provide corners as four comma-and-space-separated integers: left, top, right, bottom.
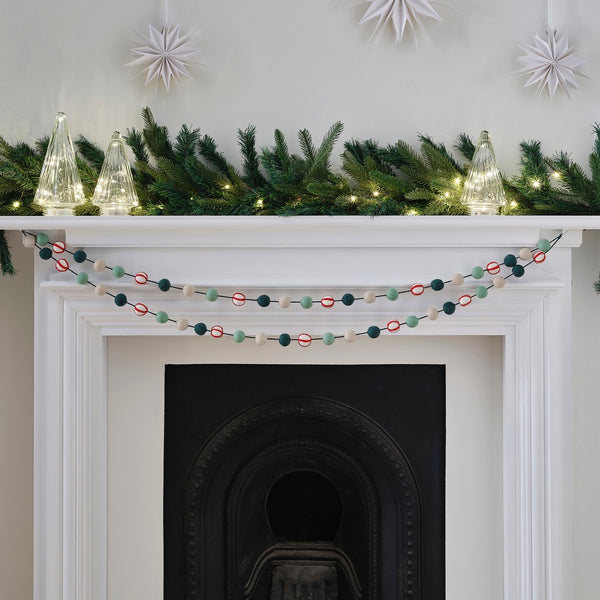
30, 217, 579, 600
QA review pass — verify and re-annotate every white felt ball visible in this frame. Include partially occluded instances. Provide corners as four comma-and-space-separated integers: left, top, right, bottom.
363, 291, 376, 303
182, 284, 195, 297
519, 248, 532, 261
176, 318, 189, 331
493, 276, 506, 288
278, 296, 291, 309
94, 259, 106, 272
255, 332, 267, 345
427, 308, 439, 320
344, 330, 357, 343
451, 273, 464, 286
95, 283, 107, 296
22, 234, 36, 248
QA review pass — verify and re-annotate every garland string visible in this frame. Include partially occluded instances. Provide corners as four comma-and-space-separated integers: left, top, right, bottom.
25, 231, 561, 346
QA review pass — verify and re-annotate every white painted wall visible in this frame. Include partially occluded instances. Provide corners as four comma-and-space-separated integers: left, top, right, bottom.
0, 232, 33, 600
0, 1, 600, 171
1, 0, 600, 598
107, 335, 503, 600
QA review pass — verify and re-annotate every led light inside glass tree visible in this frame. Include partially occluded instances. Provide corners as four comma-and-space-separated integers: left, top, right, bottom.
33, 112, 85, 215
460, 130, 506, 215
92, 131, 139, 215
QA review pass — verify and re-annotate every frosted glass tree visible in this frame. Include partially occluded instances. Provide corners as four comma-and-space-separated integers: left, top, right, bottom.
460, 131, 506, 215
33, 113, 85, 215
92, 132, 139, 215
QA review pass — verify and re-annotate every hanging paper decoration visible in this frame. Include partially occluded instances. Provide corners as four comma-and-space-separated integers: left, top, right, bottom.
516, 0, 584, 98
33, 113, 85, 216
92, 132, 139, 215
460, 131, 506, 216
126, 23, 199, 91
359, 0, 442, 44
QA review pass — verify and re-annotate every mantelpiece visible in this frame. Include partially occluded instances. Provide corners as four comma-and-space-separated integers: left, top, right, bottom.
1, 214, 598, 600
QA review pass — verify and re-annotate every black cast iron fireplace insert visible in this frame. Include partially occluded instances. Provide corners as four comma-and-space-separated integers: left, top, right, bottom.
164, 364, 445, 600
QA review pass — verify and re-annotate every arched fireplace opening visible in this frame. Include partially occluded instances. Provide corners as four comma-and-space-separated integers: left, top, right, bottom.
164, 364, 445, 600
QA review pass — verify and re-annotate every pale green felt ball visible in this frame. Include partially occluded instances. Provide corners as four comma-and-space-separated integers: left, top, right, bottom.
386, 288, 399, 301
233, 330, 246, 343
36, 233, 49, 246
300, 296, 313, 309
156, 311, 169, 323
112, 265, 125, 278
206, 288, 219, 302
406, 315, 419, 328
322, 332, 335, 345
476, 286, 488, 299
538, 238, 551, 252
76, 272, 89, 285
471, 266, 484, 279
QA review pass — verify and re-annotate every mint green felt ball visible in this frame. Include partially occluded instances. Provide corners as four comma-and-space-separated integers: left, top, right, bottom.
156, 311, 169, 324
233, 330, 246, 343
36, 233, 49, 246
386, 288, 399, 301
300, 296, 313, 309
322, 332, 335, 345
406, 315, 419, 328
537, 238, 551, 252
76, 272, 89, 285
476, 286, 488, 299
206, 288, 218, 302
471, 266, 484, 279
112, 265, 125, 278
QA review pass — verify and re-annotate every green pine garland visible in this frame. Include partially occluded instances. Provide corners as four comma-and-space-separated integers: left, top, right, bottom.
3, 107, 600, 275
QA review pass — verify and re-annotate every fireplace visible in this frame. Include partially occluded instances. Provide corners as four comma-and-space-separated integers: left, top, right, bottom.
12, 214, 582, 600
164, 364, 445, 600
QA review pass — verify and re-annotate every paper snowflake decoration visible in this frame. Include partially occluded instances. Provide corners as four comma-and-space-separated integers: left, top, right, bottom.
126, 24, 199, 91
516, 30, 585, 98
360, 0, 441, 43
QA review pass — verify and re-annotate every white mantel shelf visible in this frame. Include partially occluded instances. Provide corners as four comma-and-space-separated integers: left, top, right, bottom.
1, 214, 600, 248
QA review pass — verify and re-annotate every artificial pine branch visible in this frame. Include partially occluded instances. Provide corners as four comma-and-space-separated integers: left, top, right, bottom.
75, 136, 105, 171
455, 133, 475, 161
0, 230, 15, 275
237, 125, 266, 187
140, 107, 175, 162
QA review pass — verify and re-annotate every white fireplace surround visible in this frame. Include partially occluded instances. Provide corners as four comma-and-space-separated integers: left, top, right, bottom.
2, 214, 596, 600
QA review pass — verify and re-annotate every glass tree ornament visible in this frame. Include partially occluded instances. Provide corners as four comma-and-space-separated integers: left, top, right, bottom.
460, 130, 506, 215
33, 112, 86, 215
92, 131, 139, 215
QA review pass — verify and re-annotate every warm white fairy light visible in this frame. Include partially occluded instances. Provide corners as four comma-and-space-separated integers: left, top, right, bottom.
531, 179, 541, 189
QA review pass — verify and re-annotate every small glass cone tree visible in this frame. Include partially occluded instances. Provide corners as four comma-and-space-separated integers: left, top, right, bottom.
92, 131, 139, 215
33, 112, 85, 215
460, 130, 506, 215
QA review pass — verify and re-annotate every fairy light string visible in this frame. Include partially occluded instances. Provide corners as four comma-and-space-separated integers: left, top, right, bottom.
24, 231, 562, 347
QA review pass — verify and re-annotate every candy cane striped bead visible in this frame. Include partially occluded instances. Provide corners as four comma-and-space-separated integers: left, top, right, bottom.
387, 320, 400, 333
298, 333, 312, 347
459, 295, 472, 307
320, 296, 335, 308
211, 325, 224, 338
486, 261, 500, 275
410, 284, 424, 296
52, 241, 66, 254
134, 303, 148, 316
533, 250, 546, 263
55, 258, 69, 272
232, 292, 246, 306
135, 271, 148, 285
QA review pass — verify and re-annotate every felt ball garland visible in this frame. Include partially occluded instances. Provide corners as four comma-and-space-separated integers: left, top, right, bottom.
25, 230, 561, 347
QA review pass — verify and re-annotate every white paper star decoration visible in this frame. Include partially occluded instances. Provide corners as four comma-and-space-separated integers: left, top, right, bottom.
516, 30, 585, 98
360, 0, 441, 44
126, 24, 199, 91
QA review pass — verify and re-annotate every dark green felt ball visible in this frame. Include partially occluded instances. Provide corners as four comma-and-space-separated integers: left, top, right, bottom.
73, 250, 87, 263
341, 293, 355, 306
257, 294, 271, 307
504, 254, 517, 267
431, 279, 444, 291
114, 293, 128, 307
443, 302, 456, 315
194, 323, 207, 336
158, 278, 171, 291
39, 247, 52, 260
278, 333, 291, 346
512, 264, 525, 278
367, 326, 380, 339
